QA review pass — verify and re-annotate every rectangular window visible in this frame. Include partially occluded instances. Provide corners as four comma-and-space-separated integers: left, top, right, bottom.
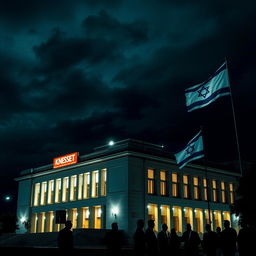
203, 178, 208, 201
147, 169, 155, 194
193, 177, 199, 200
147, 204, 158, 232
40, 182, 47, 205
92, 171, 99, 198
94, 206, 102, 229
47, 180, 54, 204
173, 206, 182, 233
212, 180, 218, 202
221, 181, 226, 203
214, 210, 222, 230
184, 207, 193, 227
160, 205, 170, 230
70, 175, 77, 201
183, 175, 189, 199
55, 179, 61, 203
78, 174, 84, 200
229, 183, 235, 204
83, 172, 90, 199
62, 177, 69, 202
34, 183, 40, 206
195, 209, 203, 234
160, 171, 167, 196
82, 207, 90, 228
172, 173, 178, 197
101, 169, 107, 196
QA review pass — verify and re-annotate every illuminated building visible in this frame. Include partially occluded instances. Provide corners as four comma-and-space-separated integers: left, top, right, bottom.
15, 139, 239, 239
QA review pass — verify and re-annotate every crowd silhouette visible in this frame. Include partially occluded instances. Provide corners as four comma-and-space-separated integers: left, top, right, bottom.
57, 219, 255, 256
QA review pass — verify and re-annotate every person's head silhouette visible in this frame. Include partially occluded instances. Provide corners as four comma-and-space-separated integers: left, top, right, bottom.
65, 220, 72, 230
171, 228, 176, 235
216, 226, 221, 233
224, 220, 230, 229
112, 222, 118, 231
205, 224, 211, 232
162, 223, 168, 232
186, 223, 192, 232
148, 219, 155, 229
137, 219, 144, 229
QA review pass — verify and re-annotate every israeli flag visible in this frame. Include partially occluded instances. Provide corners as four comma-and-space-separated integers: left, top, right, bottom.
175, 130, 204, 169
185, 62, 230, 112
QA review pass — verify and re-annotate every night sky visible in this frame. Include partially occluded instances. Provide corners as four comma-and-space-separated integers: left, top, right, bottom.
1, 0, 256, 212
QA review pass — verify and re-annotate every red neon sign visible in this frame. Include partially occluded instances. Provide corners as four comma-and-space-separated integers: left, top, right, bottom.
53, 152, 78, 169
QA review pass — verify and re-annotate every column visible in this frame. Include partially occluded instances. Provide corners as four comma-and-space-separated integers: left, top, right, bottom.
182, 207, 186, 233
170, 206, 174, 229
89, 206, 94, 228
158, 205, 162, 231
155, 169, 160, 196
192, 208, 196, 231
77, 207, 83, 228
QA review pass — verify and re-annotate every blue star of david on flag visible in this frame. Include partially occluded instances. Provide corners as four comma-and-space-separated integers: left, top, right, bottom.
185, 62, 230, 112
174, 130, 204, 169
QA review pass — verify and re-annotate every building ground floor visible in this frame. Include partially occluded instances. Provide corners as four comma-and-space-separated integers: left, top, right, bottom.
30, 200, 239, 237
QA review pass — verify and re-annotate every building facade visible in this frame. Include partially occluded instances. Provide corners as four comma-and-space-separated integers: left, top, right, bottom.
16, 139, 240, 239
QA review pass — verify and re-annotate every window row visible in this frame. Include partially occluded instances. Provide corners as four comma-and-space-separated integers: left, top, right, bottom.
33, 169, 107, 206
30, 205, 103, 233
147, 203, 236, 234
147, 169, 235, 204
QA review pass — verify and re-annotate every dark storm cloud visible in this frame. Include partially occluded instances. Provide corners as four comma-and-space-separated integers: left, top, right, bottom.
33, 29, 123, 72
83, 10, 148, 45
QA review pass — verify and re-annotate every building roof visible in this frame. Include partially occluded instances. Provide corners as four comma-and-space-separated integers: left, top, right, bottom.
16, 138, 241, 181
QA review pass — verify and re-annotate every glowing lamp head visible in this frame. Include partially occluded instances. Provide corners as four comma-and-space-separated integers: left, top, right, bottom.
5, 196, 11, 201
20, 217, 26, 223
108, 140, 115, 146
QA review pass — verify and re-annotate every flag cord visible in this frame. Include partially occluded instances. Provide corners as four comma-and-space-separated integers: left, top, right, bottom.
225, 58, 243, 176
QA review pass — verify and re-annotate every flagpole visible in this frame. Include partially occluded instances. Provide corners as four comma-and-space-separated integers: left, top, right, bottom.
225, 58, 243, 176
201, 126, 212, 225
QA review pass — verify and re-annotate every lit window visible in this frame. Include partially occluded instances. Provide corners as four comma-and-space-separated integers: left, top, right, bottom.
160, 171, 167, 196
172, 173, 178, 197
147, 204, 158, 232
172, 206, 182, 233
47, 180, 54, 204
62, 177, 69, 202
147, 169, 155, 194
101, 169, 107, 196
203, 178, 208, 201
221, 181, 226, 203
78, 174, 84, 200
195, 209, 203, 234
94, 206, 101, 229
70, 175, 77, 201
55, 179, 61, 203
212, 180, 218, 202
40, 182, 47, 205
83, 172, 90, 199
214, 210, 222, 230
229, 183, 235, 204
183, 175, 189, 199
193, 177, 199, 200
184, 207, 193, 226
160, 205, 170, 229
92, 171, 99, 198
34, 183, 40, 206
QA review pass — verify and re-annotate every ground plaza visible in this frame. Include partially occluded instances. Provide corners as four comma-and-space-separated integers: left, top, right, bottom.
15, 139, 240, 240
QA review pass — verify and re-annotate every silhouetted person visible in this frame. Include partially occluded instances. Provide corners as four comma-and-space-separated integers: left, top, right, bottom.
216, 227, 222, 256
133, 219, 146, 256
169, 228, 181, 256
57, 220, 74, 250
157, 223, 169, 255
237, 221, 255, 256
145, 219, 158, 256
221, 220, 237, 256
202, 224, 217, 256
181, 224, 201, 256
105, 222, 122, 256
